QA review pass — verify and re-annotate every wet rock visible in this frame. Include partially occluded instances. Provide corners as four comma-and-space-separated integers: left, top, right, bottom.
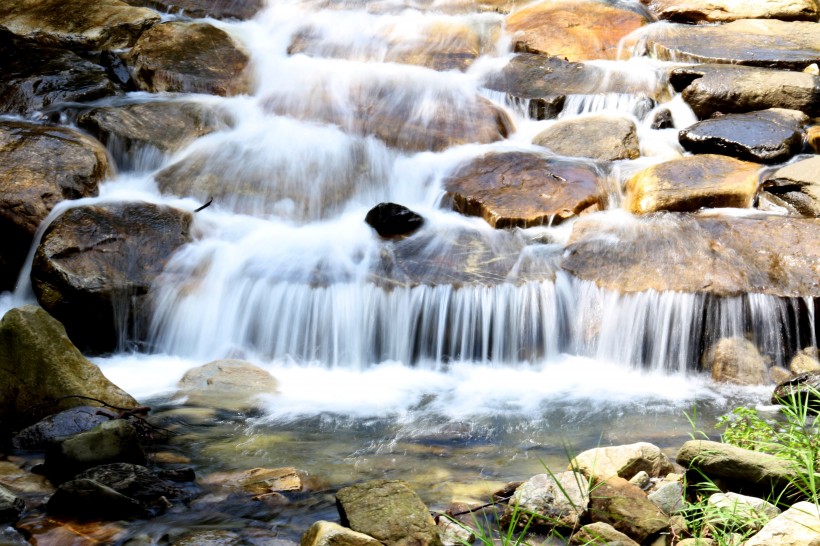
671, 64, 820, 119
31, 202, 193, 353
703, 337, 770, 385
201, 467, 304, 495
588, 477, 668, 543
336, 480, 442, 546
745, 501, 820, 546
809, 126, 820, 153
505, 0, 647, 61
503, 471, 589, 531
790, 347, 820, 374
561, 214, 820, 297
625, 154, 760, 214
676, 440, 794, 494
12, 406, 113, 450
47, 478, 148, 520
772, 370, 820, 408
437, 516, 474, 546
123, 0, 263, 20
176, 359, 278, 411
301, 521, 382, 546
570, 442, 675, 483
365, 203, 425, 238
533, 114, 640, 161
0, 461, 55, 497
0, 0, 160, 51
640, 19, 820, 70
762, 156, 820, 217
0, 306, 138, 431
173, 530, 243, 546
679, 108, 807, 164
0, 120, 109, 291
570, 522, 639, 546
0, 31, 121, 116
0, 484, 24, 524
707, 492, 780, 532
642, 0, 819, 23
443, 152, 603, 228
124, 21, 252, 96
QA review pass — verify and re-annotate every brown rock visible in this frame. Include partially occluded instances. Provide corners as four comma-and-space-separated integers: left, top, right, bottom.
533, 114, 640, 161
762, 156, 820, 218
588, 477, 668, 543
790, 347, 820, 375
642, 0, 819, 23
704, 337, 770, 385
301, 521, 383, 546
625, 155, 760, 214
201, 467, 303, 495
809, 126, 820, 153
506, 0, 647, 61
443, 152, 603, 228
122, 0, 263, 20
176, 359, 278, 410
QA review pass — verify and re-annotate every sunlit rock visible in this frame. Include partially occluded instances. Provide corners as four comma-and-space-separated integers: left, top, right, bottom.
588, 477, 668, 543
641, 0, 819, 23
124, 22, 252, 96
707, 492, 780, 533
671, 64, 820, 119
746, 501, 820, 546
772, 370, 820, 408
176, 359, 278, 411
625, 155, 760, 214
639, 19, 820, 70
505, 0, 647, 61
570, 442, 674, 483
533, 114, 640, 161
31, 202, 193, 353
679, 109, 807, 164
0, 0, 159, 51
571, 522, 639, 546
503, 471, 589, 531
762, 156, 820, 217
301, 521, 382, 546
647, 479, 684, 515
790, 347, 820, 375
703, 337, 770, 385
122, 0, 264, 20
443, 152, 603, 228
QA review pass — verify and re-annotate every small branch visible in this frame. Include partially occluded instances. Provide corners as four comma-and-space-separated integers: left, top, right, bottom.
194, 196, 213, 212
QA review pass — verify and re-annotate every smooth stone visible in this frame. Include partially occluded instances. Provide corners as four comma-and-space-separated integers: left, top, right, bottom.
763, 156, 820, 217
703, 337, 770, 385
443, 151, 603, 228
571, 442, 675, 483
505, 0, 647, 61
707, 492, 780, 532
745, 501, 820, 545
122, 0, 264, 19
588, 477, 668, 543
770, 365, 794, 384
533, 114, 639, 161
12, 406, 113, 450
642, 0, 819, 23
570, 522, 639, 546
201, 467, 304, 495
46, 420, 147, 481
790, 347, 820, 374
301, 521, 382, 546
629, 471, 651, 490
176, 359, 278, 411
365, 203, 425, 238
503, 471, 589, 531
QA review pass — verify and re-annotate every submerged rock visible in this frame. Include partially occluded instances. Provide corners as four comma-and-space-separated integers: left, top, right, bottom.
122, 0, 264, 20
762, 156, 820, 217
176, 359, 278, 411
365, 203, 425, 238
201, 467, 304, 495
533, 114, 640, 161
642, 0, 819, 23
704, 337, 770, 385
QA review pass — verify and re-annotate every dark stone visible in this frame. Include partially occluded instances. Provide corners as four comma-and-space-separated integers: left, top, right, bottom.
100, 50, 137, 91
76, 463, 180, 502
0, 485, 24, 524
679, 109, 807, 164
12, 406, 113, 450
365, 203, 424, 238
122, 0, 264, 20
651, 108, 674, 130
47, 478, 149, 520
772, 371, 820, 410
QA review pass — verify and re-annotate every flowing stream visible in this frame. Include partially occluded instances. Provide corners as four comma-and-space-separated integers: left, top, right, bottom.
3, 0, 818, 541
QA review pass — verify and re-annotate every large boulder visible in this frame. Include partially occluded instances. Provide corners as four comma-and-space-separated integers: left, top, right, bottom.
124, 21, 252, 96
533, 114, 639, 161
642, 0, 819, 22
122, 0, 263, 19
679, 108, 807, 164
588, 477, 668, 543
30, 202, 193, 353
570, 442, 674, 483
505, 0, 647, 61
639, 19, 820, 70
561, 214, 820, 297
745, 501, 820, 545
502, 472, 589, 531
0, 306, 138, 431
335, 480, 442, 546
706, 337, 770, 385
671, 64, 820, 119
442, 152, 603, 228
624, 154, 760, 214
0, 0, 160, 51
176, 359, 278, 411
762, 156, 820, 218
0, 120, 109, 291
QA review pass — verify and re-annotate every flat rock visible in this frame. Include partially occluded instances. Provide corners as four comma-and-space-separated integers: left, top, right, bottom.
176, 359, 278, 411
625, 154, 760, 214
588, 477, 668, 543
505, 0, 647, 61
533, 114, 639, 161
122, 0, 263, 19
640, 19, 820, 70
561, 213, 820, 297
124, 21, 252, 96
301, 520, 383, 546
671, 64, 820, 118
763, 155, 820, 217
679, 109, 807, 164
443, 152, 603, 228
745, 501, 820, 545
201, 467, 303, 494
570, 442, 674, 483
76, 463, 180, 502
642, 0, 819, 23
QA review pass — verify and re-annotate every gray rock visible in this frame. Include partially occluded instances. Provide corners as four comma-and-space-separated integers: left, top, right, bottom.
172, 530, 243, 546
46, 420, 147, 481
503, 471, 589, 531
629, 471, 651, 490
12, 406, 113, 450
533, 114, 640, 161
707, 492, 780, 532
648, 481, 684, 515
0, 485, 24, 524
0, 526, 29, 545
301, 521, 382, 546
76, 463, 179, 502
704, 337, 770, 386
47, 477, 148, 520
571, 442, 675, 483
763, 156, 820, 218
745, 501, 820, 545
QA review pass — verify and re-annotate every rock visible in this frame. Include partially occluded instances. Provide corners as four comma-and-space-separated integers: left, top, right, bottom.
0, 526, 28, 546
533, 114, 639, 161
625, 155, 760, 214
31, 202, 193, 353
0, 485, 24, 524
676, 440, 795, 494
0, 31, 121, 116
671, 64, 820, 119
588, 477, 668, 543
790, 347, 820, 374
647, 481, 684, 515
642, 0, 819, 22
0, 306, 138, 431
707, 492, 780, 533
561, 214, 820, 297
745, 501, 820, 545
705, 337, 770, 385
172, 530, 243, 546
335, 480, 442, 546
503, 471, 589, 531
301, 521, 383, 546
124, 21, 252, 96
76, 463, 180, 502
45, 420, 147, 481
0, 120, 109, 291
809, 126, 820, 153
770, 366, 794, 384
639, 19, 820, 70
437, 516, 474, 546
571, 443, 675, 483
679, 109, 807, 164
677, 540, 713, 546
76, 100, 232, 170
0, 461, 55, 497
201, 467, 303, 495
122, 0, 263, 19
0, 0, 160, 51
629, 471, 651, 490
442, 152, 603, 228
763, 156, 820, 218
176, 359, 278, 411
12, 406, 113, 450
570, 522, 639, 546
365, 203, 425, 238
772, 370, 820, 408
47, 478, 148, 520
505, 0, 647, 61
